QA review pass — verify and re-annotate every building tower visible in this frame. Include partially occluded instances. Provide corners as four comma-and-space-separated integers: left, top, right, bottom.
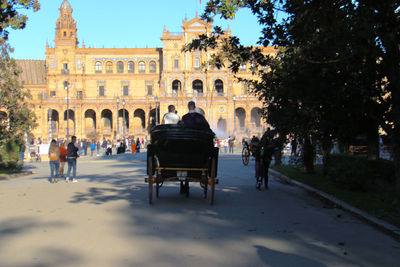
55, 0, 78, 47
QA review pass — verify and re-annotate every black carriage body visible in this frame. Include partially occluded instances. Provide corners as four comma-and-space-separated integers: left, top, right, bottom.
149, 124, 217, 175
146, 124, 219, 204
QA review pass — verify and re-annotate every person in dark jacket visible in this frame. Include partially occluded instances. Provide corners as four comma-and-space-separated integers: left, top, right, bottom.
256, 129, 275, 190
136, 138, 141, 153
65, 136, 79, 183
180, 101, 211, 194
181, 101, 210, 130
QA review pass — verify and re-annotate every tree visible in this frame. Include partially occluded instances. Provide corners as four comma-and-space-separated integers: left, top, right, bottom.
0, 0, 40, 41
0, 41, 36, 143
186, 0, 400, 200
0, 0, 40, 156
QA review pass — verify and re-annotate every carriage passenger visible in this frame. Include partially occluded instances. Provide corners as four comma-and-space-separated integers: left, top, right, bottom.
181, 101, 210, 130
162, 105, 180, 124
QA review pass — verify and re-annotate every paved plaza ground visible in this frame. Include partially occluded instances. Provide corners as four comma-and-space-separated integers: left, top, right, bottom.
0, 153, 399, 266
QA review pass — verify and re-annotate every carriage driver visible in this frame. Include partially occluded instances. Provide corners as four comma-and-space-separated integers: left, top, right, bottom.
181, 101, 210, 130
178, 101, 211, 195
161, 105, 180, 124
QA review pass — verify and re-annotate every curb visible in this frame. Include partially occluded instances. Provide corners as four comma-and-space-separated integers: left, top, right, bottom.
0, 170, 33, 181
269, 168, 400, 241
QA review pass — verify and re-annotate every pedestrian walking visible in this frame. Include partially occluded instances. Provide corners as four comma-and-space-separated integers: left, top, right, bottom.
48, 139, 60, 183
19, 141, 25, 162
250, 136, 262, 186
59, 141, 67, 178
223, 139, 228, 153
106, 141, 112, 156
136, 138, 141, 153
65, 136, 79, 183
259, 130, 275, 189
101, 138, 107, 155
291, 138, 297, 156
90, 142, 96, 156
83, 139, 88, 156
96, 140, 100, 156
228, 136, 235, 153
131, 141, 136, 154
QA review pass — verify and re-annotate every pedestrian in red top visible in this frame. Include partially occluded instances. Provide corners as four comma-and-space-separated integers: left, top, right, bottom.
59, 141, 67, 178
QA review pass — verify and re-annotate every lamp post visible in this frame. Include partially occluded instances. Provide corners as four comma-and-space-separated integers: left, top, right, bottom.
233, 95, 237, 135
48, 108, 52, 140
122, 99, 126, 138
154, 96, 159, 125
64, 81, 70, 141
116, 96, 120, 138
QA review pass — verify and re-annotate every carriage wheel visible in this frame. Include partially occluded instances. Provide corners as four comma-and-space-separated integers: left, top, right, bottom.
148, 157, 154, 204
209, 157, 217, 205
148, 175, 153, 204
242, 147, 250, 166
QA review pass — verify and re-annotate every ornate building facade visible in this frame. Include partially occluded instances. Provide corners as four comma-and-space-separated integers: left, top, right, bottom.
17, 0, 276, 142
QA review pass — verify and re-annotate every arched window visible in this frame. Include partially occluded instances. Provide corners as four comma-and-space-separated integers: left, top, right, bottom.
172, 80, 181, 96
194, 57, 201, 70
251, 108, 262, 127
127, 61, 135, 73
117, 61, 124, 73
192, 80, 203, 96
106, 62, 113, 73
95, 62, 102, 73
215, 79, 224, 96
138, 61, 146, 73
149, 61, 157, 73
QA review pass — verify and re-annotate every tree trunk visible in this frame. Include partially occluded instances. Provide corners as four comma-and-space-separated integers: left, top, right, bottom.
374, 0, 400, 203
391, 74, 400, 204
302, 136, 315, 173
367, 124, 379, 160
321, 137, 333, 176
383, 47, 400, 203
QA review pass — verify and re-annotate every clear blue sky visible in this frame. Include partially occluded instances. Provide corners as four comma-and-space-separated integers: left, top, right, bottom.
8, 0, 263, 59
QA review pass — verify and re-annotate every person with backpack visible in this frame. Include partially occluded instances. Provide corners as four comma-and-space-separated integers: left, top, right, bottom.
250, 136, 262, 186
48, 139, 60, 183
259, 130, 275, 190
65, 136, 79, 183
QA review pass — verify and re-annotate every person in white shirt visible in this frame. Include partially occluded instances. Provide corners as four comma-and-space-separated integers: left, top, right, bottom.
162, 105, 180, 124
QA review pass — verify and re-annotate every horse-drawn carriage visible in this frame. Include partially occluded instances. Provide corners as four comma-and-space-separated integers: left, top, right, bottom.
145, 124, 219, 204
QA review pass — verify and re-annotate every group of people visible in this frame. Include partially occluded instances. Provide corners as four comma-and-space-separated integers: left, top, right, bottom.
160, 101, 210, 129
45, 101, 210, 185
215, 136, 236, 153
48, 135, 79, 183
115, 137, 144, 154
248, 129, 281, 190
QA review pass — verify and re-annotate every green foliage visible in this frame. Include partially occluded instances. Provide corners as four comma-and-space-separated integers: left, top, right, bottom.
0, 141, 21, 169
326, 154, 395, 192
0, 0, 40, 41
0, 41, 37, 144
0, 0, 39, 167
193, 0, 400, 199
273, 164, 400, 227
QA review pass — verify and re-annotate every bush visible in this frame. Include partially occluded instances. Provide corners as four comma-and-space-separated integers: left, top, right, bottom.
326, 154, 395, 192
0, 141, 22, 170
